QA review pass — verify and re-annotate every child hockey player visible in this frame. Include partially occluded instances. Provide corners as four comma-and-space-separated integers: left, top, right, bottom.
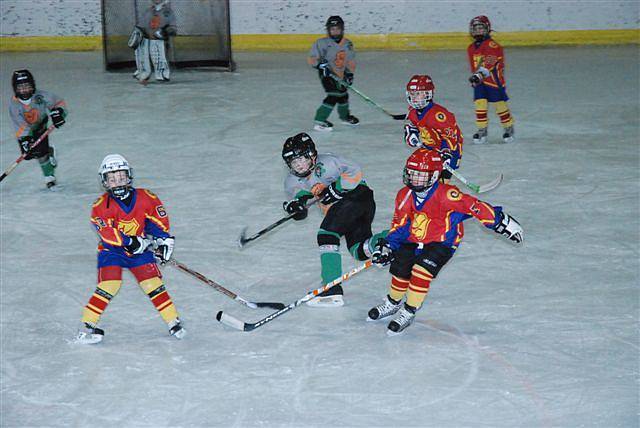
282, 132, 386, 306
8, 70, 66, 189
76, 154, 184, 343
368, 148, 523, 335
467, 15, 515, 143
307, 15, 359, 131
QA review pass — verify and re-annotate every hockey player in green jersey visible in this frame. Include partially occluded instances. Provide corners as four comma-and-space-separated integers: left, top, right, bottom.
307, 16, 359, 131
8, 70, 67, 189
282, 132, 386, 306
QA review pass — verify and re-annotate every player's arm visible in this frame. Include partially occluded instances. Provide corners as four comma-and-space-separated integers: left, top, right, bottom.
283, 179, 314, 221
443, 186, 523, 244
164, 7, 177, 37
433, 110, 463, 168
344, 40, 356, 84
308, 41, 331, 77
142, 192, 175, 263
41, 90, 67, 129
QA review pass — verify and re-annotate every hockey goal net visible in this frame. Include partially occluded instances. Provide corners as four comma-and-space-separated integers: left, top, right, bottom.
101, 0, 233, 70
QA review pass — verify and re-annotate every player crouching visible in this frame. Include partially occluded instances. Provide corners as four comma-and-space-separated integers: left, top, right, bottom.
76, 154, 184, 344
368, 149, 523, 335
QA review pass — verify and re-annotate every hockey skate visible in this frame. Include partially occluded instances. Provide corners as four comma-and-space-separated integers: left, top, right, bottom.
387, 305, 416, 336
306, 294, 344, 307
169, 318, 186, 339
502, 125, 515, 143
472, 127, 488, 144
45, 176, 57, 189
313, 120, 333, 132
340, 115, 360, 126
367, 295, 402, 321
75, 322, 104, 344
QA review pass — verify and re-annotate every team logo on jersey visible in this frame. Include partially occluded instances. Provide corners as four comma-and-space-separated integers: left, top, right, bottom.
117, 218, 141, 236
489, 41, 497, 48
419, 128, 437, 147
446, 188, 462, 201
23, 108, 40, 124
411, 213, 431, 240
314, 162, 326, 178
435, 112, 447, 123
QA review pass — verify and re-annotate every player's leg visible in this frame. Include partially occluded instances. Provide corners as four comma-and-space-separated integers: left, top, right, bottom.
135, 39, 151, 82
336, 88, 359, 126
345, 187, 386, 261
76, 265, 123, 344
149, 39, 170, 81
387, 242, 455, 335
493, 98, 514, 143
28, 131, 57, 188
130, 263, 185, 338
473, 85, 489, 144
367, 243, 416, 321
314, 74, 340, 131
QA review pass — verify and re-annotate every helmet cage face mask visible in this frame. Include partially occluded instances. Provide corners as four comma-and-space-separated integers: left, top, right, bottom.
469, 17, 490, 40
102, 170, 132, 197
406, 89, 433, 109
403, 167, 439, 192
289, 155, 315, 177
15, 82, 35, 101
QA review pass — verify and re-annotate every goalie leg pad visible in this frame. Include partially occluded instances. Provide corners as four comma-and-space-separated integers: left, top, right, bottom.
149, 39, 170, 81
135, 39, 151, 81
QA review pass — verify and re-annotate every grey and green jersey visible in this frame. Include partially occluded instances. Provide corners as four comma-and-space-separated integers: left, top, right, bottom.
9, 90, 66, 139
285, 153, 366, 201
308, 37, 356, 78
141, 5, 176, 39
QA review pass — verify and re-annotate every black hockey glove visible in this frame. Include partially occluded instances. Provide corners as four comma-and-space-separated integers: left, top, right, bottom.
154, 236, 175, 265
18, 136, 34, 156
50, 107, 65, 128
153, 28, 168, 40
124, 236, 152, 255
283, 199, 308, 220
344, 70, 354, 85
493, 211, 524, 244
319, 182, 346, 205
438, 148, 453, 168
469, 73, 482, 86
371, 239, 394, 267
316, 59, 332, 78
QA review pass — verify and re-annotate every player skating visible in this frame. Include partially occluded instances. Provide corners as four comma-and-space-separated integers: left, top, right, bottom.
8, 70, 66, 189
467, 15, 515, 143
403, 74, 464, 181
76, 154, 184, 344
307, 16, 359, 131
368, 148, 523, 335
282, 133, 386, 306
129, 0, 177, 83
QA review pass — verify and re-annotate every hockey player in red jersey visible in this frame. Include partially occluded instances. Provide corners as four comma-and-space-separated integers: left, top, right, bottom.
76, 154, 184, 344
403, 75, 463, 180
367, 149, 523, 335
467, 15, 515, 143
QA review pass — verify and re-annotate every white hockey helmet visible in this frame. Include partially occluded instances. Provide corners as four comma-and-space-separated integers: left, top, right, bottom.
99, 154, 133, 198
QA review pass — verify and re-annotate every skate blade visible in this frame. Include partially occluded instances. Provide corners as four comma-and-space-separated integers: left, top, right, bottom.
74, 333, 103, 344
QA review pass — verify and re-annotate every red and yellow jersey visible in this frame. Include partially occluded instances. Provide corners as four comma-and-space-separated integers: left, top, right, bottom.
91, 188, 170, 255
407, 102, 463, 163
386, 182, 501, 250
467, 38, 506, 88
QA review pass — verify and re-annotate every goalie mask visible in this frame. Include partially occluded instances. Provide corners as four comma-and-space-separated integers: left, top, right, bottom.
99, 154, 134, 199
12, 69, 36, 102
326, 15, 345, 43
282, 132, 318, 178
403, 149, 443, 192
406, 75, 434, 110
470, 15, 491, 41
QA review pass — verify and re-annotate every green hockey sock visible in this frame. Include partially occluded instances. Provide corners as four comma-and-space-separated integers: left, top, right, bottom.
320, 251, 342, 284
40, 159, 56, 177
337, 102, 350, 119
314, 103, 333, 123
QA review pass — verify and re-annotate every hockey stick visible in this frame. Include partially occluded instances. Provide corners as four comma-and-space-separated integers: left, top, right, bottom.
216, 260, 372, 332
0, 125, 56, 183
170, 259, 285, 310
329, 75, 406, 120
445, 164, 503, 194
238, 213, 297, 248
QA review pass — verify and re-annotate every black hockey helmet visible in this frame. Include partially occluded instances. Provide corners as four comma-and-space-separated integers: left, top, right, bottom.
12, 69, 36, 101
326, 16, 345, 42
282, 132, 318, 177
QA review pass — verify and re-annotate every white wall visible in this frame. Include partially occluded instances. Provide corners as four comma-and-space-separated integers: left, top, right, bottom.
1, 0, 638, 37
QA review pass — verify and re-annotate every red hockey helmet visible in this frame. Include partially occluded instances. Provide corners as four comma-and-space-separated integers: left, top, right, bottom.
403, 148, 443, 192
469, 15, 491, 40
406, 75, 434, 109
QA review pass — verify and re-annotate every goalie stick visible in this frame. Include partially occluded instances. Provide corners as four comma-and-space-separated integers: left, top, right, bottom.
0, 125, 56, 183
330, 75, 406, 120
170, 259, 285, 310
445, 164, 503, 194
216, 260, 372, 331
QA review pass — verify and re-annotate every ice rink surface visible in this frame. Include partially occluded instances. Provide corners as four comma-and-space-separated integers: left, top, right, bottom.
1, 46, 638, 427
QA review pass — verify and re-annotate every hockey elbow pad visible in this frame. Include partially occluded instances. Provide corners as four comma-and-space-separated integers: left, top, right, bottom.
493, 211, 524, 244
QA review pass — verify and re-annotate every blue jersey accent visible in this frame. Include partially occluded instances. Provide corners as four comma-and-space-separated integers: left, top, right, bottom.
97, 249, 156, 269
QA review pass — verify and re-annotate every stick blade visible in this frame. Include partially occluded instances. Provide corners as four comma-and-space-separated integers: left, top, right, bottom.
216, 311, 247, 331
256, 302, 286, 310
237, 227, 248, 249
478, 174, 504, 193
391, 113, 407, 120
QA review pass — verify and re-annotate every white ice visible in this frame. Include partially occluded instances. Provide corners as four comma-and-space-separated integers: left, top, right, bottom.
1, 47, 638, 427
